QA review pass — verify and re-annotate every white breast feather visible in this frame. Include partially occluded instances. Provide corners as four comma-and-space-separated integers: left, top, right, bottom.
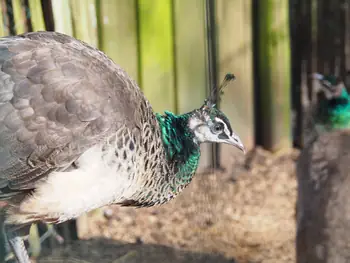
16, 144, 141, 223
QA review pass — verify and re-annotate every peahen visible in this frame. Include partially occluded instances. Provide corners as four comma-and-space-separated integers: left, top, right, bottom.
0, 31, 245, 263
296, 72, 350, 262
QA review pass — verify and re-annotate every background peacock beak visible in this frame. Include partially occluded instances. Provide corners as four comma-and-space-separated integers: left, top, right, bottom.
227, 133, 246, 154
311, 72, 324, 80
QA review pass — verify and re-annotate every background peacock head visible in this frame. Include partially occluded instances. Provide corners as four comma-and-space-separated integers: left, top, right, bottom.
312, 73, 346, 100
311, 72, 350, 129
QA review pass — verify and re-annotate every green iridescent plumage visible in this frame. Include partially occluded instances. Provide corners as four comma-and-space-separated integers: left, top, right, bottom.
323, 75, 338, 86
316, 78, 350, 130
156, 111, 201, 187
320, 89, 350, 129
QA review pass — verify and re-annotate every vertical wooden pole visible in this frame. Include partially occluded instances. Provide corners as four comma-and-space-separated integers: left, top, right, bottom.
41, 0, 54, 31
174, 0, 211, 172
0, 0, 7, 36
290, 0, 312, 148
345, 0, 350, 73
51, 0, 72, 35
70, 0, 98, 47
216, 0, 255, 162
205, 0, 219, 169
28, 0, 45, 31
12, 0, 27, 34
98, 0, 138, 81
137, 0, 176, 113
255, 0, 292, 151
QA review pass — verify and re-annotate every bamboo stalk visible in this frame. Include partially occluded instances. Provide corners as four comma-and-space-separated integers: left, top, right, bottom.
12, 0, 26, 34
0, 5, 5, 36
256, 0, 292, 151
70, 0, 98, 47
173, 0, 211, 171
98, 0, 138, 80
138, 0, 176, 113
28, 0, 45, 31
216, 0, 255, 157
28, 223, 41, 259
0, 0, 10, 36
51, 0, 72, 35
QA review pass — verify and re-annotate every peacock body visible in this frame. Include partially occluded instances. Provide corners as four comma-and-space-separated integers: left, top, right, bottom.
0, 31, 244, 263
296, 73, 350, 263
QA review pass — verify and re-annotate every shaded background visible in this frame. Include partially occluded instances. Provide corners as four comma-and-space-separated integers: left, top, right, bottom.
0, 0, 349, 262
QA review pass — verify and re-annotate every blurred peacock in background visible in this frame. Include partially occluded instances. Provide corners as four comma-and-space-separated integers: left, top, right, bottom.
296, 72, 350, 263
0, 31, 245, 263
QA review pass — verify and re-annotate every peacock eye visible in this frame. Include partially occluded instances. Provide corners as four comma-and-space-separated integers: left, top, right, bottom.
213, 122, 224, 133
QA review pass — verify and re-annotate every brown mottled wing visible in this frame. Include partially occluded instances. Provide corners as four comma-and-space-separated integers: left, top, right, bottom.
0, 31, 144, 198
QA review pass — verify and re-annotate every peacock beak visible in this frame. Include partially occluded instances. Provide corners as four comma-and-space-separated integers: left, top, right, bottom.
311, 72, 324, 80
227, 133, 246, 154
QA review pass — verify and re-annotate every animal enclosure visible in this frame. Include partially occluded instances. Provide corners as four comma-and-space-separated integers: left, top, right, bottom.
0, 0, 348, 164
0, 0, 349, 262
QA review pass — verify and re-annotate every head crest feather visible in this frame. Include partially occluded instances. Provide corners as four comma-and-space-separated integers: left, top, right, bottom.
202, 73, 236, 110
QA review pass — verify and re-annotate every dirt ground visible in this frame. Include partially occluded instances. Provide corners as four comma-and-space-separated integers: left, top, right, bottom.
38, 147, 299, 263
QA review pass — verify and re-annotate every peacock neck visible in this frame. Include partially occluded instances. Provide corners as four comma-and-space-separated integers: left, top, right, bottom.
156, 111, 201, 190
317, 88, 350, 130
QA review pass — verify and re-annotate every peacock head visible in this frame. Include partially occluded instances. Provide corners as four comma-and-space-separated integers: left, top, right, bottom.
312, 73, 347, 100
188, 73, 245, 153
311, 72, 350, 129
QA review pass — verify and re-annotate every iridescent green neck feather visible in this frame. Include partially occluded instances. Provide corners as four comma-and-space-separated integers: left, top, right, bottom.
317, 88, 350, 130
156, 111, 201, 187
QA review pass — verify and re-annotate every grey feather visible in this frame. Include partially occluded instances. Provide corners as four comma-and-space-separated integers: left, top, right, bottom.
0, 31, 149, 195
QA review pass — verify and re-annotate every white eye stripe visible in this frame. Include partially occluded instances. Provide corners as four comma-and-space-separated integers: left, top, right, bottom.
214, 117, 226, 126
214, 117, 229, 134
